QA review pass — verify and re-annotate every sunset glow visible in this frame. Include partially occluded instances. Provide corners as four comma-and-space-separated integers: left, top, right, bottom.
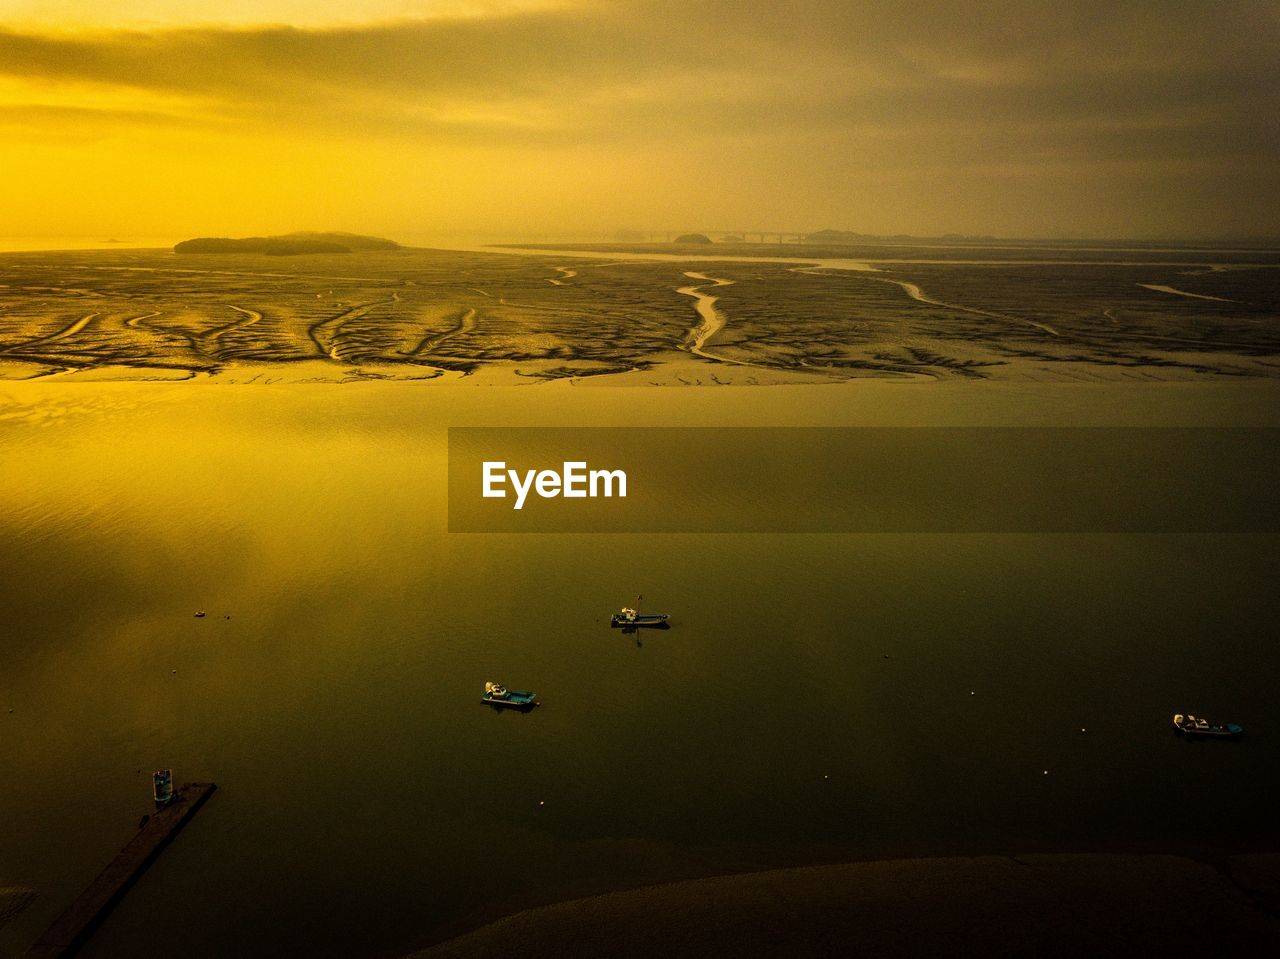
1, 2, 1277, 239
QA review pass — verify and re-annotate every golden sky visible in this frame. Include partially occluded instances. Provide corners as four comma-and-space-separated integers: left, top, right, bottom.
1, 0, 1277, 241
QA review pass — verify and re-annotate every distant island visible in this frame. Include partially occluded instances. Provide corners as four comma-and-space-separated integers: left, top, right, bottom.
173, 232, 400, 255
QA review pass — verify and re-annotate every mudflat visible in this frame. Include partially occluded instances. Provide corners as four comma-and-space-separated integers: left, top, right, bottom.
0, 244, 1276, 385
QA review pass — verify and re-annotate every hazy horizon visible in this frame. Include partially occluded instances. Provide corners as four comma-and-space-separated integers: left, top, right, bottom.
1, 1, 1277, 241
3, 231, 1280, 256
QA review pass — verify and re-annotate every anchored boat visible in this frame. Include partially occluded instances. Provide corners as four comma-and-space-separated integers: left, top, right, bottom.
1172, 713, 1242, 738
610, 595, 669, 628
152, 769, 174, 806
611, 608, 669, 627
482, 681, 539, 710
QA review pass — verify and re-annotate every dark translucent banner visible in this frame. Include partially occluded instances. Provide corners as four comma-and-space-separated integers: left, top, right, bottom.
448, 427, 1280, 533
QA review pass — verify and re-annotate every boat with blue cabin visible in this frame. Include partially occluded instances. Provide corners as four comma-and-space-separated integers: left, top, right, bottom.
1172, 713, 1242, 738
482, 681, 539, 710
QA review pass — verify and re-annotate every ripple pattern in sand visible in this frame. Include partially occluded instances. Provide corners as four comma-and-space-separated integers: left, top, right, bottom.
200, 305, 262, 350
404, 307, 478, 357
0, 311, 99, 353
308, 300, 393, 361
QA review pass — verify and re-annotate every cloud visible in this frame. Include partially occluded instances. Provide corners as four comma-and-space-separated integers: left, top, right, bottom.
0, 0, 1275, 235
0, 3, 1275, 139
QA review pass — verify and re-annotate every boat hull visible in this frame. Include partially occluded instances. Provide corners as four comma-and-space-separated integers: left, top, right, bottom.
610, 614, 669, 628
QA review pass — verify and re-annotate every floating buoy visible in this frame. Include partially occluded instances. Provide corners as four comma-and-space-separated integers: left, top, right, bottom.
194, 611, 206, 618
171, 669, 177, 674
970, 691, 975, 696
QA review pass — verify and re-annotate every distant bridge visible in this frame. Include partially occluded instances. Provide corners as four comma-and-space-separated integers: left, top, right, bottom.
514, 231, 814, 245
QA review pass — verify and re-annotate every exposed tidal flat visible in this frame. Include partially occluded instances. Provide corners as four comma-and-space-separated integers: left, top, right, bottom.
1, 379, 1279, 956
0, 243, 1278, 384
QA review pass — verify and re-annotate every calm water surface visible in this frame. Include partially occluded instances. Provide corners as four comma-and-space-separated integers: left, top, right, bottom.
1, 381, 1277, 958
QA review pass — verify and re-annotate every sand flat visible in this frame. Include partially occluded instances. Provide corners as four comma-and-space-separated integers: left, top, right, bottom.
1, 246, 1277, 384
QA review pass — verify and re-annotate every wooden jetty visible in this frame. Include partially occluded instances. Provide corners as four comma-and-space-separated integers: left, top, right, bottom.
26, 782, 216, 959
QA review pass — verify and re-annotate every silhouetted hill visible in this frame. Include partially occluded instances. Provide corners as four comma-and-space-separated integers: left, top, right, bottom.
674, 233, 712, 244
174, 232, 400, 255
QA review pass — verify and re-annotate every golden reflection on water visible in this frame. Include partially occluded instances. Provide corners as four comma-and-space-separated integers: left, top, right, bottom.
2, 380, 1280, 958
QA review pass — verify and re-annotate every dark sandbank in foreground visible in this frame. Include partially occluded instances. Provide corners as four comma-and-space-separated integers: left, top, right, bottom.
416, 854, 1280, 958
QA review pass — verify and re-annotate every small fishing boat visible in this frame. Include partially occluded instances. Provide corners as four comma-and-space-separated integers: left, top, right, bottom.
1172, 713, 1242, 738
610, 595, 669, 628
153, 769, 174, 806
482, 681, 539, 710
611, 608, 669, 627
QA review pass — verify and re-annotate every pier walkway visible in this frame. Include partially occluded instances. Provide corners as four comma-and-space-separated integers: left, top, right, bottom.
26, 782, 216, 959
